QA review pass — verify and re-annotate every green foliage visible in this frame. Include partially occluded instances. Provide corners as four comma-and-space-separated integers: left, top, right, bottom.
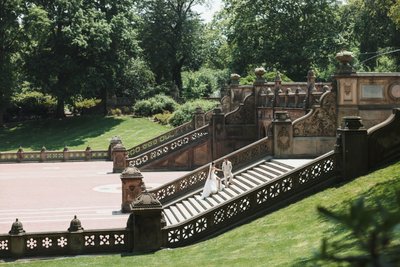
73, 97, 102, 115
133, 94, 178, 117
6, 90, 56, 120
182, 68, 228, 99
153, 112, 172, 125
168, 99, 219, 126
109, 108, 122, 116
317, 195, 400, 265
239, 71, 292, 85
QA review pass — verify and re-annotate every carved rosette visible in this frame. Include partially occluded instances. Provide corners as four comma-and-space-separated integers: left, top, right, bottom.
293, 92, 337, 137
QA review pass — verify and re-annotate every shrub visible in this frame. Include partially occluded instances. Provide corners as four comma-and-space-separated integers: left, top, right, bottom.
73, 97, 102, 115
7, 90, 56, 120
133, 94, 177, 117
168, 99, 219, 127
182, 68, 229, 100
110, 108, 122, 116
153, 112, 172, 125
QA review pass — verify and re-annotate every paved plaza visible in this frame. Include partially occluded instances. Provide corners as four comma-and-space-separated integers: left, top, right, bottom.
0, 161, 186, 234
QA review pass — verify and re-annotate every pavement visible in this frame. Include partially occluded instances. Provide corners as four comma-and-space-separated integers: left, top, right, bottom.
0, 161, 187, 234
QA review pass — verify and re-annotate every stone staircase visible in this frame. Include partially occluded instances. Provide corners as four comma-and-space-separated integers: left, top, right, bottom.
162, 159, 300, 226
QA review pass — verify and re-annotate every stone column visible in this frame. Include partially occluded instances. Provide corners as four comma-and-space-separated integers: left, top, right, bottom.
120, 166, 144, 213
126, 189, 163, 252
113, 143, 127, 173
108, 136, 122, 161
273, 111, 293, 158
337, 116, 368, 180
193, 107, 205, 129
8, 219, 26, 258
67, 215, 84, 255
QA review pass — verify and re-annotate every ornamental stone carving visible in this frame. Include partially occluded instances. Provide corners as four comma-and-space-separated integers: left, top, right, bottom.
225, 95, 256, 125
293, 92, 337, 137
277, 127, 290, 150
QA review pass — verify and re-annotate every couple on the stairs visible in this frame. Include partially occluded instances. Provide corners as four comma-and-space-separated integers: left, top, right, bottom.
201, 158, 233, 199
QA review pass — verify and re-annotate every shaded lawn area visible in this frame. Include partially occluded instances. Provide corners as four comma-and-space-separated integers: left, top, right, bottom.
2, 162, 400, 266
0, 116, 172, 152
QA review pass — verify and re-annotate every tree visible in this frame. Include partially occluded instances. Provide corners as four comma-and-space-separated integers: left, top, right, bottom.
224, 0, 342, 81
138, 0, 205, 97
0, 0, 24, 126
25, 0, 112, 118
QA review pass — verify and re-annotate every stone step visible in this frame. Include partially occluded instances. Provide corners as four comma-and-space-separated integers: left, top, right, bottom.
251, 167, 276, 180
243, 171, 267, 184
264, 162, 290, 173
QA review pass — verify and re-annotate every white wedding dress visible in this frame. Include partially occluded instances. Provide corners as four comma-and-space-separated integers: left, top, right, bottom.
201, 164, 219, 199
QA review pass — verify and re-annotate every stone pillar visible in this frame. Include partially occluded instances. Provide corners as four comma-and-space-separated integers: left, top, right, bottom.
67, 215, 84, 255
273, 111, 293, 158
9, 219, 26, 258
127, 189, 163, 252
113, 143, 127, 173
193, 107, 205, 129
108, 136, 122, 161
84, 146, 92, 161
211, 107, 226, 159
63, 146, 69, 162
120, 166, 144, 213
16, 147, 24, 163
337, 116, 368, 180
230, 74, 241, 108
40, 146, 47, 162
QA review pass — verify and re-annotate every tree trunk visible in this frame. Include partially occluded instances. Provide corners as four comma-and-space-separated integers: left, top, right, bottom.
55, 97, 65, 118
101, 87, 108, 116
172, 62, 183, 98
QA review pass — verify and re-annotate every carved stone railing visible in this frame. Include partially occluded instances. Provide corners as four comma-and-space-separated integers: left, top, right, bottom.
367, 108, 400, 168
0, 148, 108, 163
162, 151, 338, 247
126, 125, 210, 168
0, 228, 129, 259
149, 137, 273, 204
127, 121, 194, 158
292, 91, 337, 137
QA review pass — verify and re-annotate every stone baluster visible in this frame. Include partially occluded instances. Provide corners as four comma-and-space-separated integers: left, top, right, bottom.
40, 146, 47, 162
108, 136, 122, 161
63, 146, 69, 162
273, 111, 293, 158
84, 146, 92, 161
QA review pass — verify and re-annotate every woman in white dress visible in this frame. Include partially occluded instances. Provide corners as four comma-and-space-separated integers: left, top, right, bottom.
201, 162, 221, 199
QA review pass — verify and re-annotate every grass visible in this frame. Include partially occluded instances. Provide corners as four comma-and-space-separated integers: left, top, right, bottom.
0, 116, 172, 152
2, 162, 400, 266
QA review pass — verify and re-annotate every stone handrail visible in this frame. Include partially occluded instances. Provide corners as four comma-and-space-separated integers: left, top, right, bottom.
126, 125, 210, 168
149, 136, 273, 204
0, 228, 129, 258
0, 148, 108, 163
127, 121, 194, 158
126, 110, 215, 159
162, 150, 338, 247
367, 108, 400, 168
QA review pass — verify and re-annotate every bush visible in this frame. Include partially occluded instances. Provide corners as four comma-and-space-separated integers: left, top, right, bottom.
168, 99, 219, 127
153, 112, 172, 125
182, 68, 229, 100
239, 71, 293, 85
6, 90, 56, 120
110, 108, 122, 116
73, 97, 102, 115
133, 94, 177, 117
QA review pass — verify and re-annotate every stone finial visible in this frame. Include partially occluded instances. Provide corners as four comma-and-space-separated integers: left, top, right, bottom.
121, 166, 143, 179
274, 71, 282, 84
255, 67, 266, 83
266, 87, 272, 95
68, 215, 84, 232
41, 146, 46, 152
63, 146, 69, 152
230, 73, 241, 85
109, 136, 122, 146
213, 106, 223, 115
17, 146, 23, 153
9, 218, 25, 235
132, 191, 162, 210
335, 50, 356, 74
85, 146, 91, 151
194, 107, 204, 114
342, 116, 364, 130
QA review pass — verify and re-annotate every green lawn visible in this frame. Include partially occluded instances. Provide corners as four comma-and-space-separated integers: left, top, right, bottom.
2, 162, 400, 266
0, 116, 172, 152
